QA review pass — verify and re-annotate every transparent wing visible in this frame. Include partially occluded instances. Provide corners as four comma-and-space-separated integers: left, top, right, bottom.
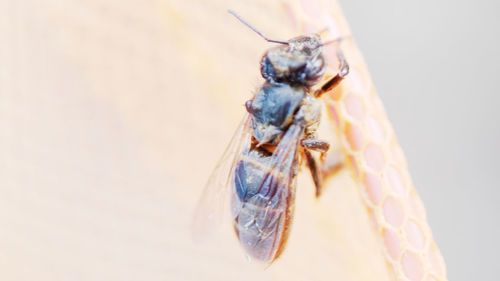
231, 122, 305, 263
192, 113, 252, 240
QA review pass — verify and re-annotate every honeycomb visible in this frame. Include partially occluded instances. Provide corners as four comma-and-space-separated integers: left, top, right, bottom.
282, 1, 448, 280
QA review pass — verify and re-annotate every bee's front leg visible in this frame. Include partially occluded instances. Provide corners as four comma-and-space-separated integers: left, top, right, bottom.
314, 49, 349, 98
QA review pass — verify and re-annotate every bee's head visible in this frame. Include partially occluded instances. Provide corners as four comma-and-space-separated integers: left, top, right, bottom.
260, 35, 326, 86
228, 10, 330, 86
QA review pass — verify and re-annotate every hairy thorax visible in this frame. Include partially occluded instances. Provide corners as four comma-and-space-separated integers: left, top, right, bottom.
247, 82, 321, 145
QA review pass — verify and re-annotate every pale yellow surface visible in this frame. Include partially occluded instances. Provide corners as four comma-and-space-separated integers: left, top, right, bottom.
0, 0, 445, 280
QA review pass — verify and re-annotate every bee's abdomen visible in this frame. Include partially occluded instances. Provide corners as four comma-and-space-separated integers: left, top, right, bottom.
232, 148, 295, 263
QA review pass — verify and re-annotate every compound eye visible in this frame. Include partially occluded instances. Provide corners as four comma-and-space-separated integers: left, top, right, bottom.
260, 55, 276, 81
289, 62, 308, 81
304, 56, 326, 84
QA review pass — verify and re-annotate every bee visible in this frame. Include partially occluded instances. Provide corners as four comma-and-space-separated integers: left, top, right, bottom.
193, 10, 349, 265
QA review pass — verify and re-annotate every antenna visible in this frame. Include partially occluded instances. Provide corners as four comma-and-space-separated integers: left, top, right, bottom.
314, 35, 352, 50
228, 10, 289, 45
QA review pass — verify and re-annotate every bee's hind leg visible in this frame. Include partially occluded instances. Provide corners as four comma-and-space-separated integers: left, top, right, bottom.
301, 139, 330, 159
302, 148, 323, 198
301, 139, 330, 197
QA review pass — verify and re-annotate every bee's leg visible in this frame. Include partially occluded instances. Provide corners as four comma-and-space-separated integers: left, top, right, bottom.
302, 148, 323, 198
301, 139, 330, 160
314, 49, 349, 98
302, 139, 344, 196
301, 138, 330, 197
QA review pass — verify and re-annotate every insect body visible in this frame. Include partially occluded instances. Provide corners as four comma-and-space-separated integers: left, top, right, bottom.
194, 11, 349, 265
